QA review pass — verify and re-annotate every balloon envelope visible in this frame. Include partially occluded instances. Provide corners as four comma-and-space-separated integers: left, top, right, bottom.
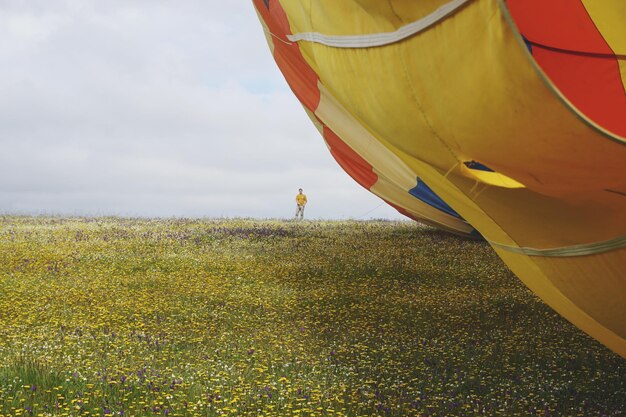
253, 0, 626, 357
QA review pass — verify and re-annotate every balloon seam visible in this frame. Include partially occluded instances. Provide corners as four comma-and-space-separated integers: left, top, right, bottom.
285, 0, 471, 48
489, 234, 626, 257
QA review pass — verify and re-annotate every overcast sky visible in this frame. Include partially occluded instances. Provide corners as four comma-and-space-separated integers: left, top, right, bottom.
0, 1, 405, 220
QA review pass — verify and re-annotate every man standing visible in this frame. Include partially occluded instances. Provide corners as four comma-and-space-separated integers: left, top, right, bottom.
295, 188, 307, 220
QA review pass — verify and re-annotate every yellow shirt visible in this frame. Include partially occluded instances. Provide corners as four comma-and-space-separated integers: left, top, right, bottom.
296, 193, 307, 205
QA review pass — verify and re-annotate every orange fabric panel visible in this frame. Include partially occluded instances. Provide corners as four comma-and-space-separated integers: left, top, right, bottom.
507, 0, 626, 138
323, 126, 378, 190
253, 0, 321, 111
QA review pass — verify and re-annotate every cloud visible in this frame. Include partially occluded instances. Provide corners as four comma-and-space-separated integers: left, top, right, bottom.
0, 1, 405, 220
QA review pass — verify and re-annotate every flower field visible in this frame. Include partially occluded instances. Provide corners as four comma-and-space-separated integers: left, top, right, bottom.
0, 216, 624, 416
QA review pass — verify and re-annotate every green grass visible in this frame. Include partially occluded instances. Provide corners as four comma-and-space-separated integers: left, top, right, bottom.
0, 216, 624, 416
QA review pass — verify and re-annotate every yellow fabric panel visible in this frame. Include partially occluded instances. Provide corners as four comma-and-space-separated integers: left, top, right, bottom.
452, 182, 625, 248
531, 249, 626, 338
314, 82, 472, 234
495, 249, 626, 358
274, 0, 626, 356
580, 0, 626, 54
387, 0, 461, 25
460, 165, 525, 189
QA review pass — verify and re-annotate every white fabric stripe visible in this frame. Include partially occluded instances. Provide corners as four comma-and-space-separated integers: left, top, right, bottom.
286, 0, 471, 48
489, 234, 626, 257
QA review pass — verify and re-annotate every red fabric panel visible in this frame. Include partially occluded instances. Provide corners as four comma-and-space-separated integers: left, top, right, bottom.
507, 0, 626, 137
507, 0, 612, 55
253, 0, 321, 111
532, 45, 626, 138
385, 200, 421, 222
323, 127, 378, 190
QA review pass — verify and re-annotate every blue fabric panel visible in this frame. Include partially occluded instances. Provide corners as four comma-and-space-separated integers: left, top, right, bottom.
523, 36, 533, 54
408, 179, 462, 219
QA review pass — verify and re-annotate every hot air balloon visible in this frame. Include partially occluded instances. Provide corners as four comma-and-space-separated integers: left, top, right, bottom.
252, 0, 626, 358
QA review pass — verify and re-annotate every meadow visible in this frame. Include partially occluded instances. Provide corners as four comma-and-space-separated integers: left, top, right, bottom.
0, 216, 624, 416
